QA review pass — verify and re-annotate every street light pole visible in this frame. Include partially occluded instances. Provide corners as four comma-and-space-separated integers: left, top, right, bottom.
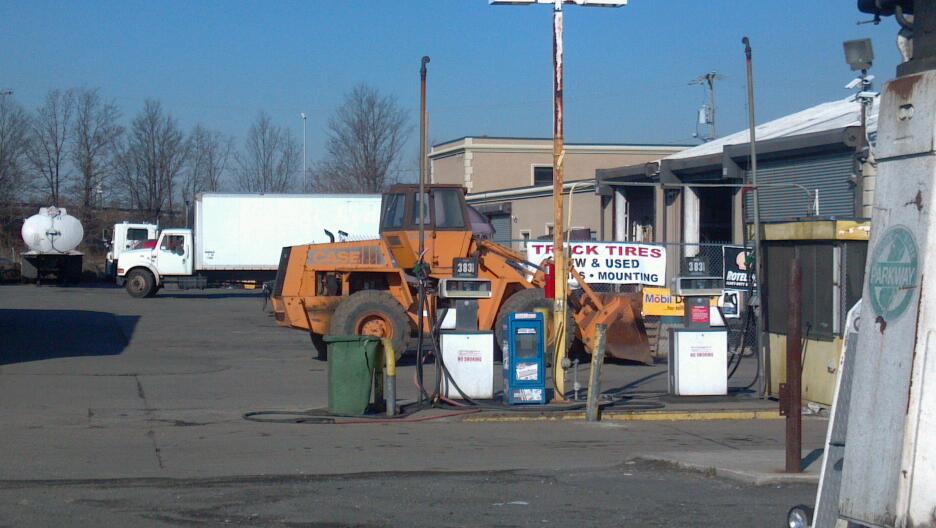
489, 0, 626, 402
551, 0, 569, 401
300, 112, 307, 191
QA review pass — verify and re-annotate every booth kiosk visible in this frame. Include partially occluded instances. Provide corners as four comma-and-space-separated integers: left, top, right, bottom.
503, 312, 547, 404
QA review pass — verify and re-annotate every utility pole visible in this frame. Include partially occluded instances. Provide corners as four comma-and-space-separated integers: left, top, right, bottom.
489, 0, 626, 402
418, 56, 430, 263
300, 113, 307, 192
690, 72, 722, 141
743, 36, 767, 399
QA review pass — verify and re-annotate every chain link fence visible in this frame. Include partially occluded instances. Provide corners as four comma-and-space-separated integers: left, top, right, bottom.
505, 238, 759, 361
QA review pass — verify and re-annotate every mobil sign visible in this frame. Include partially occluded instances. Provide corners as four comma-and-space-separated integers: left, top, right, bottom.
526, 242, 667, 286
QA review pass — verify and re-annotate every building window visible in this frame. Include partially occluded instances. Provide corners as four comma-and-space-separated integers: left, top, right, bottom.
533, 165, 553, 186
520, 230, 531, 248
545, 223, 554, 237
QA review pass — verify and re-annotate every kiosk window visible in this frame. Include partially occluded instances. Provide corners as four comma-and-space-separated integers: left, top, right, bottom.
514, 331, 538, 359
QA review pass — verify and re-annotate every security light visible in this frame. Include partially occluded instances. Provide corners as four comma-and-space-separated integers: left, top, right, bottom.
844, 38, 874, 71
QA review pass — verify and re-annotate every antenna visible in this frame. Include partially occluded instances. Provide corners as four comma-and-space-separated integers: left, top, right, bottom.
689, 71, 725, 142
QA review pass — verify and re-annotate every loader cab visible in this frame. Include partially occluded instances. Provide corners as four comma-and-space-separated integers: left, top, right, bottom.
380, 184, 474, 271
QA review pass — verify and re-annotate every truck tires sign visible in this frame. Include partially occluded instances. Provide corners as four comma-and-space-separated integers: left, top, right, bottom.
526, 242, 666, 286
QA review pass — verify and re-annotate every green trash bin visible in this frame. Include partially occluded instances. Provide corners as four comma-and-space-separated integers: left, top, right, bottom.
324, 335, 381, 416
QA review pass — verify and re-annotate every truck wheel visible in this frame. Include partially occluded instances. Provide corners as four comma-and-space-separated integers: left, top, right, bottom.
126, 269, 156, 298
495, 287, 574, 364
330, 291, 409, 359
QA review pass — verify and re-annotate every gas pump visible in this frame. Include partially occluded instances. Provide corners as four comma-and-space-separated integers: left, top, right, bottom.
437, 257, 495, 400
668, 256, 728, 396
503, 311, 547, 405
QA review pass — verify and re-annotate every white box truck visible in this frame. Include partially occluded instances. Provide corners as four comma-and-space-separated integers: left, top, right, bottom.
116, 193, 381, 298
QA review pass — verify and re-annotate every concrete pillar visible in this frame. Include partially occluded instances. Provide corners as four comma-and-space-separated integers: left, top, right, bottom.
732, 187, 745, 244
662, 187, 682, 284
683, 186, 700, 257
614, 189, 627, 241
653, 185, 665, 243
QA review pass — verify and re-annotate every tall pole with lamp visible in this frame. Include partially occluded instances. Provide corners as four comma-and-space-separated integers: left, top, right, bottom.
300, 113, 307, 191
488, 0, 626, 401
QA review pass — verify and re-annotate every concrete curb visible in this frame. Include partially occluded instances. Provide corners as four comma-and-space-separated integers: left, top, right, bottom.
635, 454, 820, 486
462, 408, 781, 423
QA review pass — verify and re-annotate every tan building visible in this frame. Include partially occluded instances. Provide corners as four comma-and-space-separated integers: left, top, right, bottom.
429, 136, 687, 248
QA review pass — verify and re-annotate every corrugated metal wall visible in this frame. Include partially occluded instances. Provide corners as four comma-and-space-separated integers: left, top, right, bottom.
488, 213, 512, 247
745, 152, 855, 222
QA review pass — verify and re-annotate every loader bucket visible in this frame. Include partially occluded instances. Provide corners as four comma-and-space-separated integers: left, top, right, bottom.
570, 266, 653, 365
597, 293, 652, 365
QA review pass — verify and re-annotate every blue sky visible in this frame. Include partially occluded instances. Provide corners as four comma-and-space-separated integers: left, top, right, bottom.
0, 0, 901, 170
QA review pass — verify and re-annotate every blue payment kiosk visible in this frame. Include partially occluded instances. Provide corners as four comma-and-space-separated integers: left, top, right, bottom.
503, 312, 547, 405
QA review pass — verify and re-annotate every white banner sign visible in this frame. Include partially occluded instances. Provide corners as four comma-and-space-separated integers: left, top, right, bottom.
526, 242, 667, 286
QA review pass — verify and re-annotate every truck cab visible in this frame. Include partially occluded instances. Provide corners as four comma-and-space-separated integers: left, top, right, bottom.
105, 222, 158, 277
116, 228, 194, 297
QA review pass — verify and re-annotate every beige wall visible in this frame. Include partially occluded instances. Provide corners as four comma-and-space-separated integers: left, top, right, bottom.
431, 152, 465, 187
471, 191, 612, 248
431, 138, 685, 239
431, 138, 685, 194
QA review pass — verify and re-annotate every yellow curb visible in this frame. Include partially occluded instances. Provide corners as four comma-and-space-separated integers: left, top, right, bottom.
462, 409, 780, 424
605, 409, 781, 422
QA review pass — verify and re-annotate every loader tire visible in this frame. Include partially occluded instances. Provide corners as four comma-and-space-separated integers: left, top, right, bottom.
126, 269, 157, 298
329, 290, 409, 359
495, 287, 574, 364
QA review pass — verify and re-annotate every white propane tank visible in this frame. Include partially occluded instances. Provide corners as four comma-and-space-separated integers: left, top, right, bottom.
21, 207, 84, 254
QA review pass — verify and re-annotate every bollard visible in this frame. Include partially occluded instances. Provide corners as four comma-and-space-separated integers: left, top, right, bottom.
382, 339, 397, 417
586, 324, 608, 422
783, 257, 803, 473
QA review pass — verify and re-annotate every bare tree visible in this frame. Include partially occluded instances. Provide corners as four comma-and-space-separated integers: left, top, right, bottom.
235, 113, 299, 193
114, 100, 188, 219
312, 84, 411, 193
71, 88, 122, 209
182, 125, 232, 203
0, 95, 31, 206
26, 89, 75, 205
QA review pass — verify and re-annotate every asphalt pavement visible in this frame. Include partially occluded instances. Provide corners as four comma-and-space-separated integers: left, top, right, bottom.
0, 284, 824, 526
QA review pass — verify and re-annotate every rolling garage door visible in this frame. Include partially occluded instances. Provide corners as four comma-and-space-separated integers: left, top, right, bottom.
745, 151, 855, 222
488, 213, 512, 247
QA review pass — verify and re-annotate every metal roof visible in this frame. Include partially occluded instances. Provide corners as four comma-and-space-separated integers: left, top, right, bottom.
667, 95, 880, 160
432, 135, 692, 149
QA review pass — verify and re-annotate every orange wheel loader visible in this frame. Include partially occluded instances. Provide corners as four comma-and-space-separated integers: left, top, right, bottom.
270, 184, 651, 364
